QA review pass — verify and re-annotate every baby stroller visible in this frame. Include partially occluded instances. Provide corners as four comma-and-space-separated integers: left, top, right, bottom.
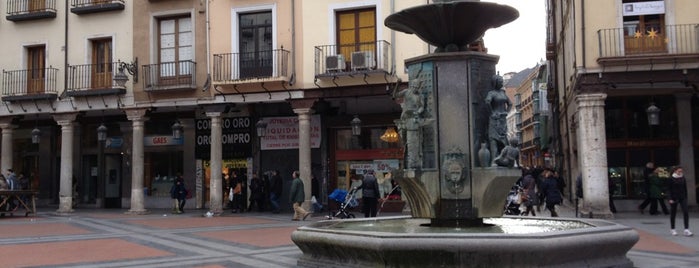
503, 183, 523, 216
327, 188, 359, 219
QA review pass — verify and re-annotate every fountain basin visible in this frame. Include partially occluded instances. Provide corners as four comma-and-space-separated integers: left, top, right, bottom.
292, 216, 639, 267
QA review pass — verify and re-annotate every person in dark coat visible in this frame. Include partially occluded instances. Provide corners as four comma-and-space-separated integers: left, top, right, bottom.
170, 177, 187, 214
355, 170, 380, 217
521, 173, 538, 216
539, 169, 562, 217
269, 170, 283, 214
667, 166, 693, 236
647, 167, 669, 215
290, 170, 311, 221
637, 162, 655, 214
247, 174, 265, 212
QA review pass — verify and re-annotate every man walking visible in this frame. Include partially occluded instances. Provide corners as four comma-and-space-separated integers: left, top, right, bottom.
356, 170, 380, 217
269, 170, 283, 213
290, 170, 311, 221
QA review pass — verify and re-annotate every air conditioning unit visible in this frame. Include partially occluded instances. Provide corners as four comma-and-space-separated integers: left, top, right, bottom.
325, 55, 345, 72
351, 51, 375, 71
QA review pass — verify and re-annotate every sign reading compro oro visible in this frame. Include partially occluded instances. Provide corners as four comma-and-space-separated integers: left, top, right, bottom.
259, 115, 321, 150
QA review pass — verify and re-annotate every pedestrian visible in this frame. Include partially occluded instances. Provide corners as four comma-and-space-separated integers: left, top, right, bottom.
6, 169, 17, 190
647, 167, 669, 215
520, 172, 538, 216
230, 171, 244, 213
637, 162, 655, 214
539, 169, 562, 217
290, 170, 311, 221
667, 166, 692, 236
269, 170, 283, 214
247, 173, 265, 212
355, 170, 380, 218
170, 176, 187, 214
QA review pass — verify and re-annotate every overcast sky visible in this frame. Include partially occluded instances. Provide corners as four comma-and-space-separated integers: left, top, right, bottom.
482, 0, 546, 74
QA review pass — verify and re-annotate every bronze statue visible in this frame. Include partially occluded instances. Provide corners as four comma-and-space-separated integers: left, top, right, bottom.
485, 74, 512, 164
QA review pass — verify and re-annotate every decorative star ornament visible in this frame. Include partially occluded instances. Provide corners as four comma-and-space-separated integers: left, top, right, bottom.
634, 31, 643, 38
647, 28, 658, 38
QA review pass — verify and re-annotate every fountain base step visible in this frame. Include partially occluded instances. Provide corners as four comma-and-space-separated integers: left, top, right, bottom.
292, 216, 638, 268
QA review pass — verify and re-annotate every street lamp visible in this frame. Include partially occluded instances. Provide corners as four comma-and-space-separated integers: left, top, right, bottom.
256, 119, 268, 137
31, 127, 41, 144
646, 102, 660, 126
351, 115, 362, 136
171, 120, 183, 139
114, 58, 139, 87
96, 123, 108, 205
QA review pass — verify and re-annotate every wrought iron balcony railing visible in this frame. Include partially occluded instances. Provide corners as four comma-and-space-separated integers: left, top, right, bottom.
213, 49, 290, 83
315, 40, 392, 77
2, 67, 59, 101
6, 0, 57, 21
70, 0, 125, 15
66, 62, 126, 97
143, 60, 197, 91
598, 24, 699, 58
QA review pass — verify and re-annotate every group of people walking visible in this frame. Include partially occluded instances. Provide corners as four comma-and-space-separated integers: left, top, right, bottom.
638, 162, 693, 236
518, 167, 565, 217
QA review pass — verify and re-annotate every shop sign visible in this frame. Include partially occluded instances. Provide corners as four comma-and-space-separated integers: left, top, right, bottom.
105, 137, 123, 148
195, 117, 252, 159
144, 135, 184, 146
259, 115, 321, 150
374, 160, 400, 172
623, 1, 664, 16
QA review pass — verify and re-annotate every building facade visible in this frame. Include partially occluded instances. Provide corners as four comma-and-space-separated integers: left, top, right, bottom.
0, 0, 426, 212
547, 0, 699, 216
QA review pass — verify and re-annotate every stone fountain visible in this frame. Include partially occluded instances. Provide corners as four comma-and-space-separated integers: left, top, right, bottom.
291, 1, 638, 267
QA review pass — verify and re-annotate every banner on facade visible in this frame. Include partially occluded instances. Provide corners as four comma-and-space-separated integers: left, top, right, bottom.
259, 115, 321, 150
195, 117, 253, 159
622, 1, 664, 16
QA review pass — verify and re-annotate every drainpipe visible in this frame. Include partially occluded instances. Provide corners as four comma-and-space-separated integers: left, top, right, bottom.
580, 0, 586, 69
206, 0, 211, 86
390, 0, 395, 75
63, 0, 69, 98
290, 0, 296, 86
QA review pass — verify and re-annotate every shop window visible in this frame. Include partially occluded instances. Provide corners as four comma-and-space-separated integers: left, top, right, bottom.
336, 127, 401, 150
607, 147, 677, 198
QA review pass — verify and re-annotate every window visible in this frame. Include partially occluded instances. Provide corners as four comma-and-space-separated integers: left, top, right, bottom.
91, 38, 113, 89
26, 45, 46, 94
158, 16, 193, 80
622, 1, 666, 54
238, 11, 273, 79
336, 8, 376, 65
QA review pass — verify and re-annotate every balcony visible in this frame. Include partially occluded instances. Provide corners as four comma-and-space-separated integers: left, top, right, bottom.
213, 49, 289, 84
2, 67, 59, 102
315, 40, 392, 77
143, 61, 197, 92
6, 0, 57, 21
70, 0, 124, 15
65, 62, 127, 97
597, 24, 699, 66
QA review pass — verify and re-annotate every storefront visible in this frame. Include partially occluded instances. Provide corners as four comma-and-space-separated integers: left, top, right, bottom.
195, 116, 253, 207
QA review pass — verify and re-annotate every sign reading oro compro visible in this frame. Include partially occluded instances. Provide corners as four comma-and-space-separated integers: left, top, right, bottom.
259, 115, 321, 150
195, 117, 253, 159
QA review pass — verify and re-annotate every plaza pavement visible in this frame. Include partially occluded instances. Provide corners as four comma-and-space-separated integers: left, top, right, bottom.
1, 204, 698, 268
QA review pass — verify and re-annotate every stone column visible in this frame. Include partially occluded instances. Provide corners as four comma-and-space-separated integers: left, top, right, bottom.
576, 93, 612, 219
675, 93, 696, 205
207, 112, 223, 214
126, 109, 149, 214
0, 118, 16, 174
54, 113, 79, 215
294, 108, 314, 204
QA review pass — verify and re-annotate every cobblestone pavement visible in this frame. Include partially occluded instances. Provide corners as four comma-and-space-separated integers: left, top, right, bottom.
0, 205, 698, 268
